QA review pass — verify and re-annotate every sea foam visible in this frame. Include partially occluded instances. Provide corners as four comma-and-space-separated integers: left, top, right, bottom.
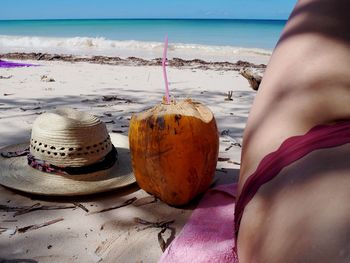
0, 35, 272, 63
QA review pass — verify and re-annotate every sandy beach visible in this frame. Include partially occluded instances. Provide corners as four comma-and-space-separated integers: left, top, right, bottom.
0, 54, 265, 262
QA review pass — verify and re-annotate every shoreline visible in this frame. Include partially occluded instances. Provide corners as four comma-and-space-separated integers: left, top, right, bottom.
0, 52, 267, 71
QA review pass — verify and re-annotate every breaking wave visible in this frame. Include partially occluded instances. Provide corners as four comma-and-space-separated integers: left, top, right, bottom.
0, 35, 272, 62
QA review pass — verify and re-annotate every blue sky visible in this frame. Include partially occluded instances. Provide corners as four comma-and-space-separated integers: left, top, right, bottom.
1, 0, 296, 20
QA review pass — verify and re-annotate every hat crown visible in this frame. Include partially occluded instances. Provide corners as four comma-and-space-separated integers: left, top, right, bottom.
34, 108, 101, 130
30, 108, 112, 167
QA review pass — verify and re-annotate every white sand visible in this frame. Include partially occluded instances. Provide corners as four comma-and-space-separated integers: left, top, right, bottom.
0, 59, 260, 262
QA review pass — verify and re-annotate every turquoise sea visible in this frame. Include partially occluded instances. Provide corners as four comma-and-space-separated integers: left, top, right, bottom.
0, 19, 286, 60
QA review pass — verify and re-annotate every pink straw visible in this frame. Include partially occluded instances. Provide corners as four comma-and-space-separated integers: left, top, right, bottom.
162, 34, 170, 104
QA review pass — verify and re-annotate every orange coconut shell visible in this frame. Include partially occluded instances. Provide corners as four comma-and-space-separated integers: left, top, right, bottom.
129, 99, 219, 206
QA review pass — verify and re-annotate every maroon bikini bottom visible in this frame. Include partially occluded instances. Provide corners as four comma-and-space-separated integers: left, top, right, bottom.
234, 120, 350, 241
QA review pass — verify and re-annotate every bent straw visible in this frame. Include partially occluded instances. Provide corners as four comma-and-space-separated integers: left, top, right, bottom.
162, 34, 170, 104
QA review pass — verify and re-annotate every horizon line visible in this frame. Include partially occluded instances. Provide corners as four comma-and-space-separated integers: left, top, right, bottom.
0, 17, 288, 22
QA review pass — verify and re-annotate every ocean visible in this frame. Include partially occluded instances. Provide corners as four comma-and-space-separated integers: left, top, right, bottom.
0, 19, 286, 62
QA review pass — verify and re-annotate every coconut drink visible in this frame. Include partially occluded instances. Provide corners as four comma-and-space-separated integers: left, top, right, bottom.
128, 35, 219, 205
129, 98, 219, 206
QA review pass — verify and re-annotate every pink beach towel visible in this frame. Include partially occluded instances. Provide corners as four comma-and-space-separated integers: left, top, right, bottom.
158, 183, 238, 263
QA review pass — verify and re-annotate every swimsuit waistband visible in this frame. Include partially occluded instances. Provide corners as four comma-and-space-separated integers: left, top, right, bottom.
234, 120, 350, 241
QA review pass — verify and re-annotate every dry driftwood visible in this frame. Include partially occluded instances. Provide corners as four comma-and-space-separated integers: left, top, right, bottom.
88, 197, 137, 215
239, 68, 263, 91
133, 196, 158, 207
0, 75, 13, 79
17, 218, 64, 233
134, 217, 175, 231
225, 91, 233, 101
0, 203, 76, 217
72, 202, 89, 213
134, 217, 176, 252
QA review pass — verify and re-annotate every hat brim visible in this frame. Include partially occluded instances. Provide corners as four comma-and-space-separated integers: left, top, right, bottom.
0, 133, 136, 196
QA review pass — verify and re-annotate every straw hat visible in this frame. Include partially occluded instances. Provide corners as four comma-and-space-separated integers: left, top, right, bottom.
0, 108, 135, 196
